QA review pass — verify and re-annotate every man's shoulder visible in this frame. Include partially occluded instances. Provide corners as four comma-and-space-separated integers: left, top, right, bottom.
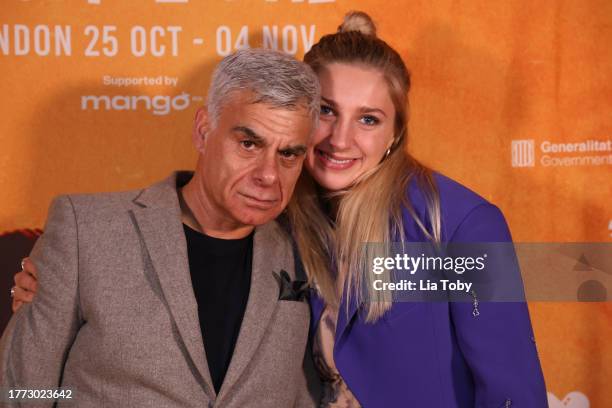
64, 188, 141, 210
56, 171, 186, 219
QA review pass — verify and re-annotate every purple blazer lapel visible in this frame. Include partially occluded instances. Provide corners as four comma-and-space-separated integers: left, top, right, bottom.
334, 288, 360, 348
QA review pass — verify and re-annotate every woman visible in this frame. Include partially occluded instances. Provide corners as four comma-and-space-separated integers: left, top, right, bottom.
12, 12, 547, 407
286, 11, 547, 407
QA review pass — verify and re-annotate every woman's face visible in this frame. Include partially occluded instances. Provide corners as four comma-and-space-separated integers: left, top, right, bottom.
305, 63, 397, 192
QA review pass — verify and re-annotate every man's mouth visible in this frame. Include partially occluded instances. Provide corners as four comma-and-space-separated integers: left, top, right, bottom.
239, 193, 280, 210
315, 148, 359, 170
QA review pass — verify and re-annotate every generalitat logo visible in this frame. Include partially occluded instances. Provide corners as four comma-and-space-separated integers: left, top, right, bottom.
511, 138, 612, 167
511, 139, 535, 167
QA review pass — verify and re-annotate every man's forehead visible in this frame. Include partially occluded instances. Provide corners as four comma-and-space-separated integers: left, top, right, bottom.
226, 91, 310, 117
231, 119, 311, 147
224, 100, 311, 139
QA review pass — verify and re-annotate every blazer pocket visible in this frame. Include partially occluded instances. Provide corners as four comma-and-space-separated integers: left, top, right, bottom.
276, 300, 310, 321
272, 300, 311, 350
277, 299, 310, 310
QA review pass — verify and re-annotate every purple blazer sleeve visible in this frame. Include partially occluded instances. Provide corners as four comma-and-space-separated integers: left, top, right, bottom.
448, 203, 548, 407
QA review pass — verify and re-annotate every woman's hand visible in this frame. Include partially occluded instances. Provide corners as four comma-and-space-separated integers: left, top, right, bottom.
11, 258, 38, 312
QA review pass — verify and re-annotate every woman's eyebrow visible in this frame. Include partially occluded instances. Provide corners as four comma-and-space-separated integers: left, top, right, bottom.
322, 97, 387, 117
359, 107, 387, 117
321, 96, 337, 106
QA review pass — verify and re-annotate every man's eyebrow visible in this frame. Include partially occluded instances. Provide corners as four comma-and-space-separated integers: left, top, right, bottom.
232, 126, 266, 144
233, 126, 305, 154
279, 144, 308, 155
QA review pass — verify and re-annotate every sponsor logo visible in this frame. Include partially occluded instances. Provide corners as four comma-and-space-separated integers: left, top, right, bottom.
547, 391, 589, 408
512, 139, 612, 168
80, 92, 201, 115
511, 139, 535, 167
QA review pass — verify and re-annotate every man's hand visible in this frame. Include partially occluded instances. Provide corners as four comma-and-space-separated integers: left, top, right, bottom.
12, 258, 38, 312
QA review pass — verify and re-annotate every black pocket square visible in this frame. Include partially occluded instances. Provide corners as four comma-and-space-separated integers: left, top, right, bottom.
273, 269, 309, 302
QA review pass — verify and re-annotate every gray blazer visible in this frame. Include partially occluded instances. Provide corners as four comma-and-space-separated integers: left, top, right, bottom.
0, 172, 317, 407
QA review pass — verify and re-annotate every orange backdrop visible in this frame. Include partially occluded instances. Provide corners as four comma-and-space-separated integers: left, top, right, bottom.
1, 1, 610, 406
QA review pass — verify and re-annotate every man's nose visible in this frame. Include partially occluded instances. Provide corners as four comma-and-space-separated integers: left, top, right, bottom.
328, 118, 352, 150
252, 153, 279, 187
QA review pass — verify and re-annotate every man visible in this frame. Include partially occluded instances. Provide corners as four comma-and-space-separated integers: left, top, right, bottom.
0, 48, 321, 407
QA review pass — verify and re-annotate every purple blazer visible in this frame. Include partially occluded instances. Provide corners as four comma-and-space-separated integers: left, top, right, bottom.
309, 173, 548, 407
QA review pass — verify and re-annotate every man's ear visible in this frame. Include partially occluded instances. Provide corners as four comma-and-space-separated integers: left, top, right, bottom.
192, 107, 210, 152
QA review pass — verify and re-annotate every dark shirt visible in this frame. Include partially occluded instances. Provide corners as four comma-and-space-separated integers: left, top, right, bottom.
183, 223, 253, 394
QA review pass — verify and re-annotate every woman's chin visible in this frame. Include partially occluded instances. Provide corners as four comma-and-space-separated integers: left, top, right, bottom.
311, 173, 356, 192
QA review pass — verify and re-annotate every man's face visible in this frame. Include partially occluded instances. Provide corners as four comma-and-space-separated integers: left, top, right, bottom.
194, 91, 312, 228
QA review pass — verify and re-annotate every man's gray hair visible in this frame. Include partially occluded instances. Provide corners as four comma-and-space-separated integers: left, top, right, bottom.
207, 48, 320, 128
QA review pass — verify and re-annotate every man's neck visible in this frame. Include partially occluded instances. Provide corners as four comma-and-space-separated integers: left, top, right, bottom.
180, 175, 255, 239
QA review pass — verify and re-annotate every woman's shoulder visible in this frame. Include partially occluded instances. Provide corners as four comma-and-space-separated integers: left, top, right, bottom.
404, 171, 511, 242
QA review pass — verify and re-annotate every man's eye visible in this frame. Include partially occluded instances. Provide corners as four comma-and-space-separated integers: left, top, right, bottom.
280, 151, 298, 160
360, 115, 379, 126
320, 105, 335, 116
241, 140, 256, 150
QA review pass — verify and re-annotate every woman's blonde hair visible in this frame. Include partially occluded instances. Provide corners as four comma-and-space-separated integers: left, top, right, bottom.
288, 11, 441, 321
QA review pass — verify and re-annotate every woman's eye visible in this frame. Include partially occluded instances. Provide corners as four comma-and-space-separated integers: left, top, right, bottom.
360, 115, 379, 126
320, 105, 334, 116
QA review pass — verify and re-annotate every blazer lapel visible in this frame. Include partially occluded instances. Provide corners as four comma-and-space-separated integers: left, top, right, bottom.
217, 221, 291, 400
130, 172, 216, 399
335, 287, 359, 347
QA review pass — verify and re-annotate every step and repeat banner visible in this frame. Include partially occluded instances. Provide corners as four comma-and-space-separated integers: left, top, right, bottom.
1, 0, 610, 406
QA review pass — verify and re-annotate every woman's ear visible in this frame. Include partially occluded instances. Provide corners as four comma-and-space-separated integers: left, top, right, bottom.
385, 133, 397, 151
382, 134, 399, 161
386, 136, 395, 150
192, 107, 210, 152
